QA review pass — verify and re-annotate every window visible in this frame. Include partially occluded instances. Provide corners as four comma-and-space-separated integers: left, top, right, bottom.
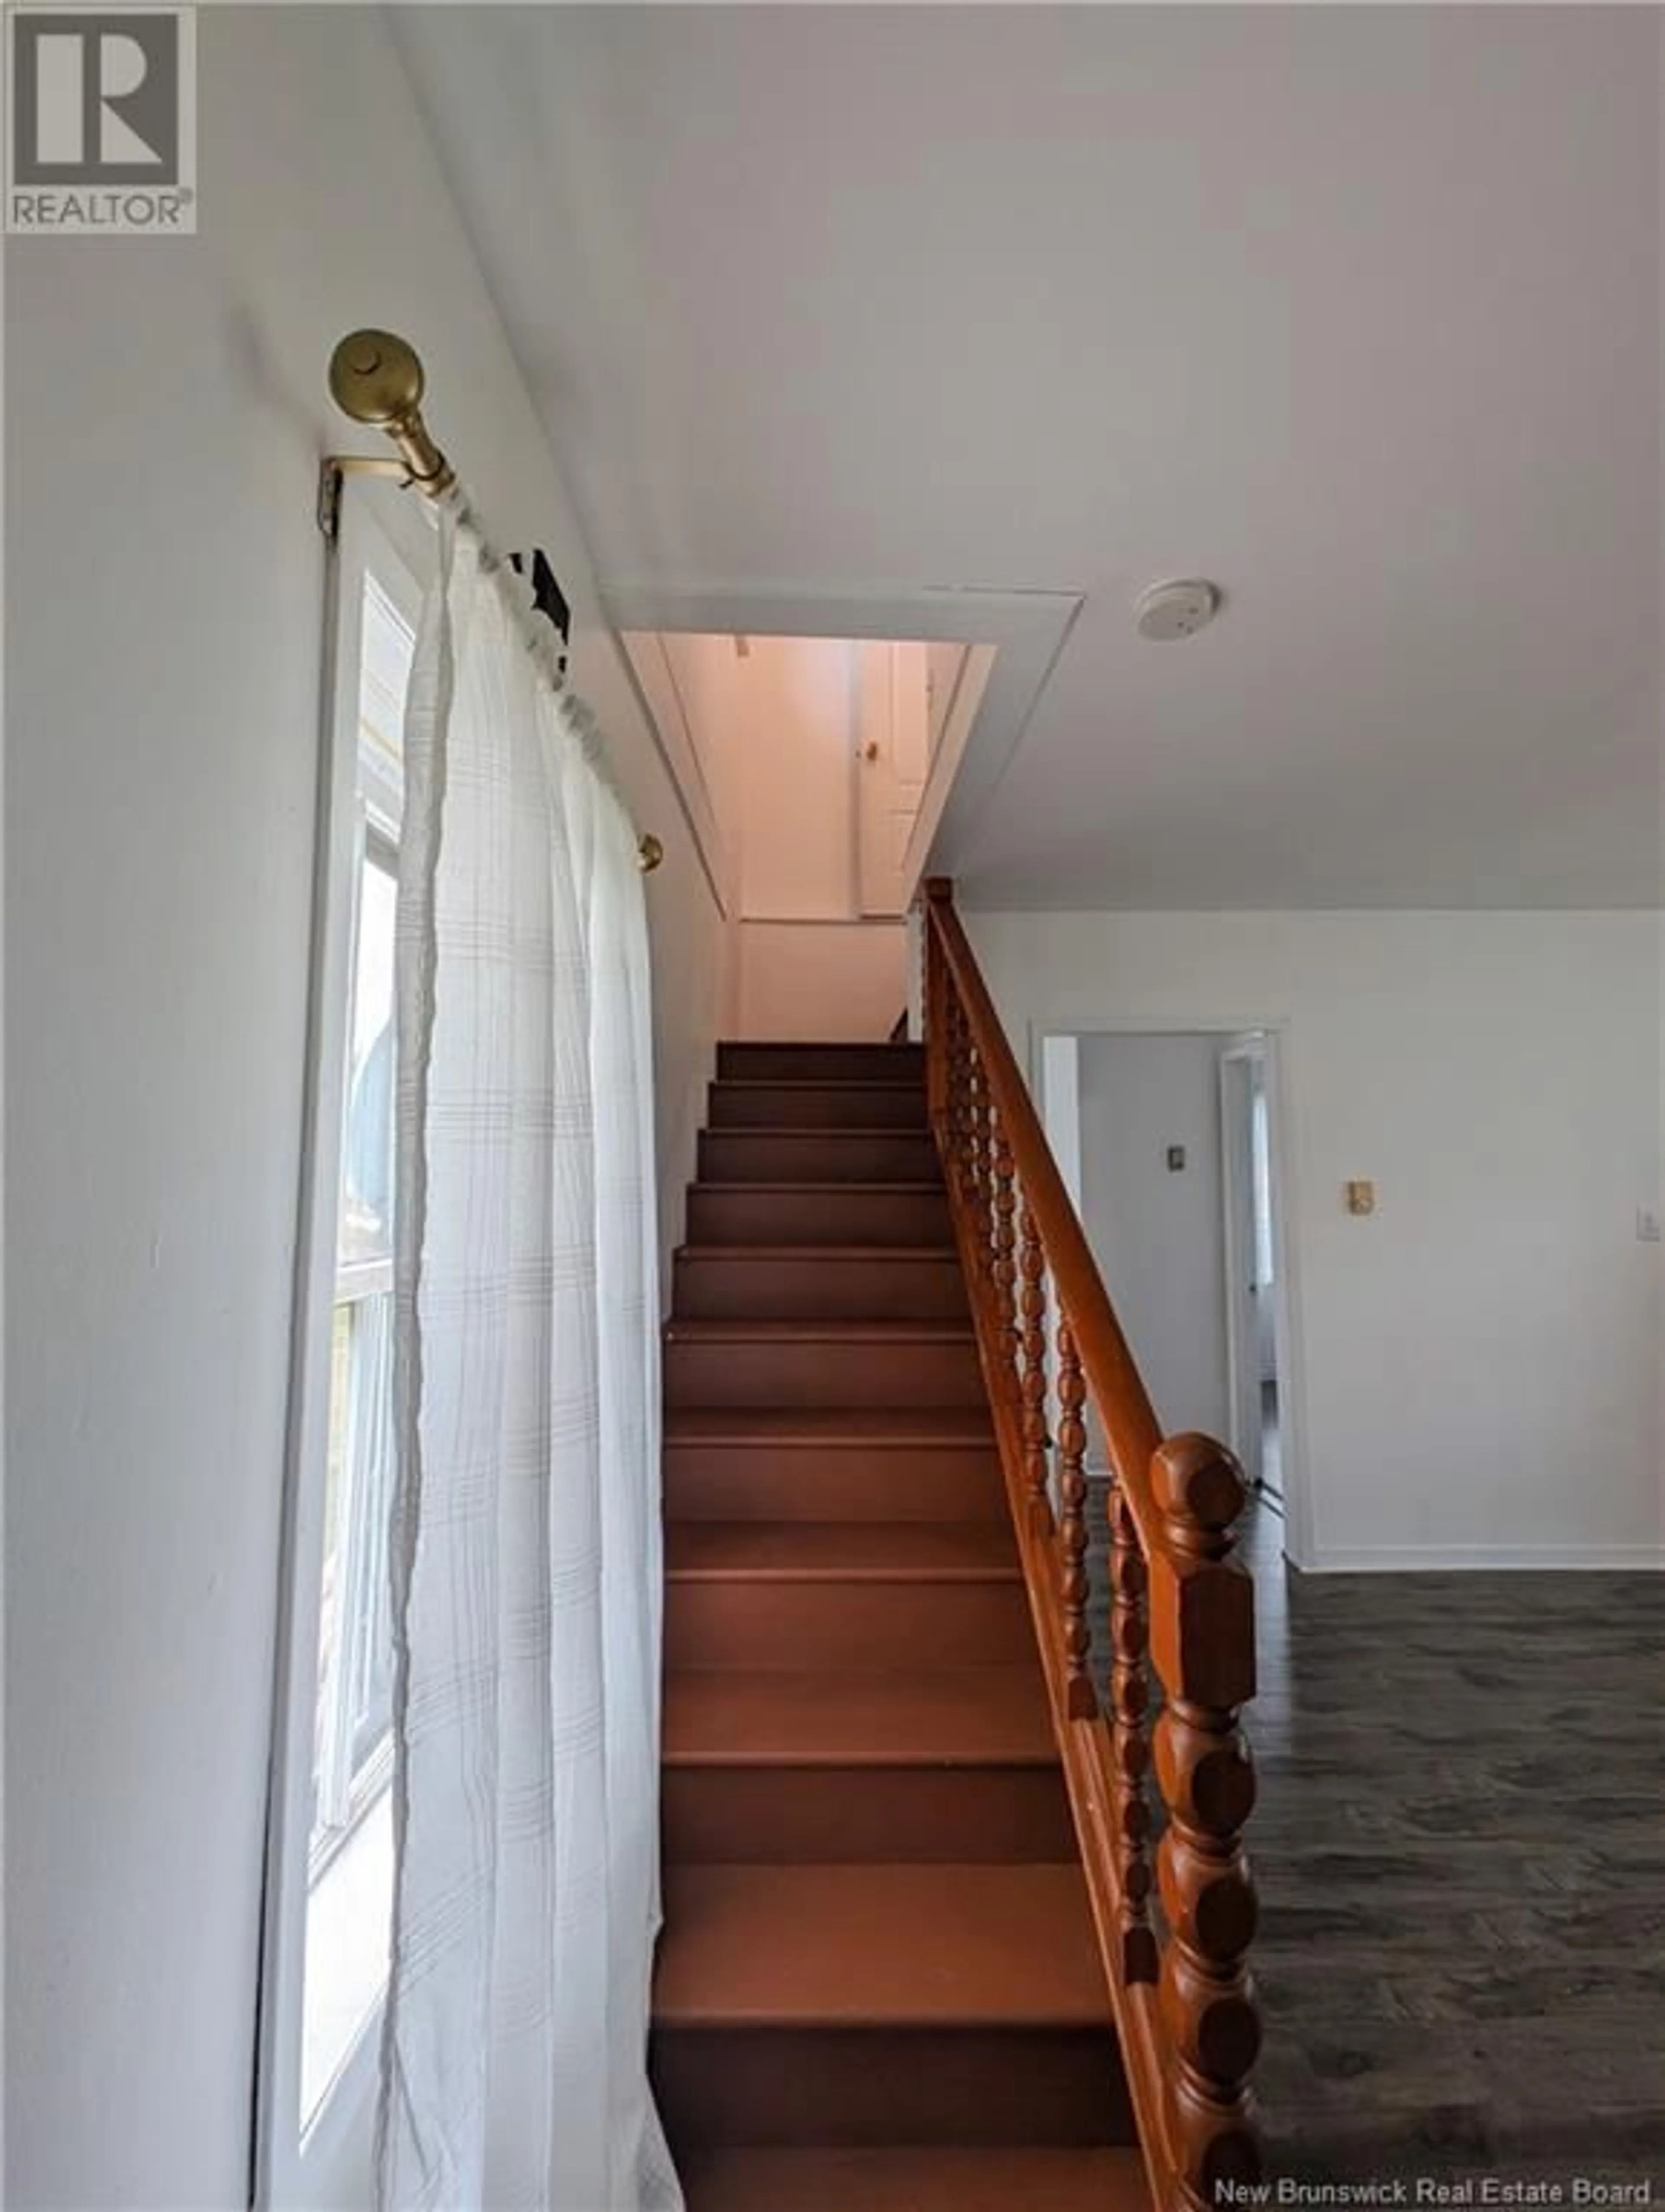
300, 575, 409, 2122
259, 500, 422, 2209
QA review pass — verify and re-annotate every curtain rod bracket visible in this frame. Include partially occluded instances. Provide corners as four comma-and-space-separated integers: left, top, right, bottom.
317, 453, 418, 540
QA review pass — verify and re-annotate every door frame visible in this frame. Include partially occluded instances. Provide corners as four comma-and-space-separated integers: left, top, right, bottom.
1218, 1035, 1277, 1499
1028, 1014, 1312, 1571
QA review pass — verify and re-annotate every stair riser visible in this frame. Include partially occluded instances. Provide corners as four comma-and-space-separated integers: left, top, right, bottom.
678, 2148, 1149, 2212
664, 1338, 984, 1410
687, 1188, 951, 1247
674, 1253, 969, 1323
663, 1443, 1005, 1523
651, 2026, 1133, 2148
663, 1766, 1076, 1864
666, 1579, 1033, 1670
718, 1043, 924, 1083
698, 1129, 940, 1184
711, 1084, 928, 1132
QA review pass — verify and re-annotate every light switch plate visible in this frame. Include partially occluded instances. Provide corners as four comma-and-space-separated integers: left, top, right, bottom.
1345, 1180, 1376, 1217
1638, 1208, 1662, 1244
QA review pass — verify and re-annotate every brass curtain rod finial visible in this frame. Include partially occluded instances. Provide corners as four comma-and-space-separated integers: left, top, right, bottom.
327, 328, 455, 496
326, 335, 659, 874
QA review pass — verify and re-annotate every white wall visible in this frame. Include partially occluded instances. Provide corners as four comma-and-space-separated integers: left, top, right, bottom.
651, 633, 909, 1038
5, 12, 727, 2208
656, 631, 743, 899
725, 638, 908, 1036
735, 921, 908, 1041
730, 637, 856, 920
966, 910, 1663, 1569
1077, 1035, 1231, 1443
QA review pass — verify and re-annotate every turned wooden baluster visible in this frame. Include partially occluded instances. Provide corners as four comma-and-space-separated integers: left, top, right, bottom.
1017, 1202, 1052, 1535
924, 923, 948, 1151
1149, 1434, 1261, 2205
965, 1044, 992, 1280
1054, 1321, 1096, 1719
990, 1110, 1020, 1404
946, 985, 972, 1201
1109, 1482, 1158, 1983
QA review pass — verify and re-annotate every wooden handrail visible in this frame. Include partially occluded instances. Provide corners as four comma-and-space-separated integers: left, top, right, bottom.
923, 881, 1167, 1551
920, 878, 1260, 2212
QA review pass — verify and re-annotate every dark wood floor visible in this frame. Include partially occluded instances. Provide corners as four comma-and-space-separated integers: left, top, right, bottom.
1090, 1488, 1665, 2186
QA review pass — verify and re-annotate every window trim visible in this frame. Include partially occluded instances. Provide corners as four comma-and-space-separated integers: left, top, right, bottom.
258, 483, 426, 2212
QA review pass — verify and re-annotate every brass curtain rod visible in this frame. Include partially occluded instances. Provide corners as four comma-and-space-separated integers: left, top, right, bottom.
326, 328, 664, 875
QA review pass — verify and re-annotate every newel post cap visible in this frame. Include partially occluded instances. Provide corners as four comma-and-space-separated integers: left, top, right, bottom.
1148, 1434, 1256, 1710
1152, 1434, 1248, 1543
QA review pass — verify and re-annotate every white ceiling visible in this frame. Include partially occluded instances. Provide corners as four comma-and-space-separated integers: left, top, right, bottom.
398, 6, 1662, 909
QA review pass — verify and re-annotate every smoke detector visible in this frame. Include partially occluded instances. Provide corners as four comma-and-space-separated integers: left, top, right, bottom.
1134, 578, 1221, 642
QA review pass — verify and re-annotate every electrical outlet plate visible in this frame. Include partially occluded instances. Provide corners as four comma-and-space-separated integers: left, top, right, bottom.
1637, 1207, 1662, 1244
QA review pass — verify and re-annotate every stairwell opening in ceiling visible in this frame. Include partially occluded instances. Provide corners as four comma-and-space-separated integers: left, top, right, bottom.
620, 629, 995, 1041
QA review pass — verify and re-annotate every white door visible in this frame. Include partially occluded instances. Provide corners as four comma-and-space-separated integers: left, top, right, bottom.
1219, 1039, 1267, 1489
856, 642, 930, 917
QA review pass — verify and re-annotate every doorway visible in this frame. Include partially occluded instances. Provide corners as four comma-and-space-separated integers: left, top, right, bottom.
616, 630, 992, 1038
1038, 1022, 1303, 1559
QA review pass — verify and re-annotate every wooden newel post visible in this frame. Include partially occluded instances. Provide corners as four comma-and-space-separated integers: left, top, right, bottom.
1147, 1434, 1262, 2205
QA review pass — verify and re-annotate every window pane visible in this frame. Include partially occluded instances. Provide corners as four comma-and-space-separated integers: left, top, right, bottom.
312, 1291, 395, 1840
301, 1781, 393, 2125
312, 1302, 353, 1811
358, 574, 409, 823
340, 853, 395, 1270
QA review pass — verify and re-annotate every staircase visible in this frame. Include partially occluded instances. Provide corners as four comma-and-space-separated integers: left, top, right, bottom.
652, 1039, 1149, 2212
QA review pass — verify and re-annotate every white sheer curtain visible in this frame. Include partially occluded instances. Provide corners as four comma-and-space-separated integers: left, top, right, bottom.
378, 499, 682, 2212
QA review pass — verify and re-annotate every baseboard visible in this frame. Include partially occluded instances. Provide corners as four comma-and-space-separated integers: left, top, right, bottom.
1303, 1543, 1665, 1573
1082, 1471, 1663, 1571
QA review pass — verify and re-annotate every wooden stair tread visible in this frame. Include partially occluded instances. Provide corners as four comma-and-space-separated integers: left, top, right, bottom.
678, 2146, 1149, 2212
697, 1129, 941, 1187
715, 1079, 924, 1093
691, 1179, 946, 1195
699, 1127, 933, 1139
666, 1522, 1019, 1582
718, 1040, 924, 1052
665, 1318, 975, 1344
655, 1863, 1110, 2029
664, 1667, 1058, 1768
665, 1406, 994, 1446
675, 1243, 958, 1263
